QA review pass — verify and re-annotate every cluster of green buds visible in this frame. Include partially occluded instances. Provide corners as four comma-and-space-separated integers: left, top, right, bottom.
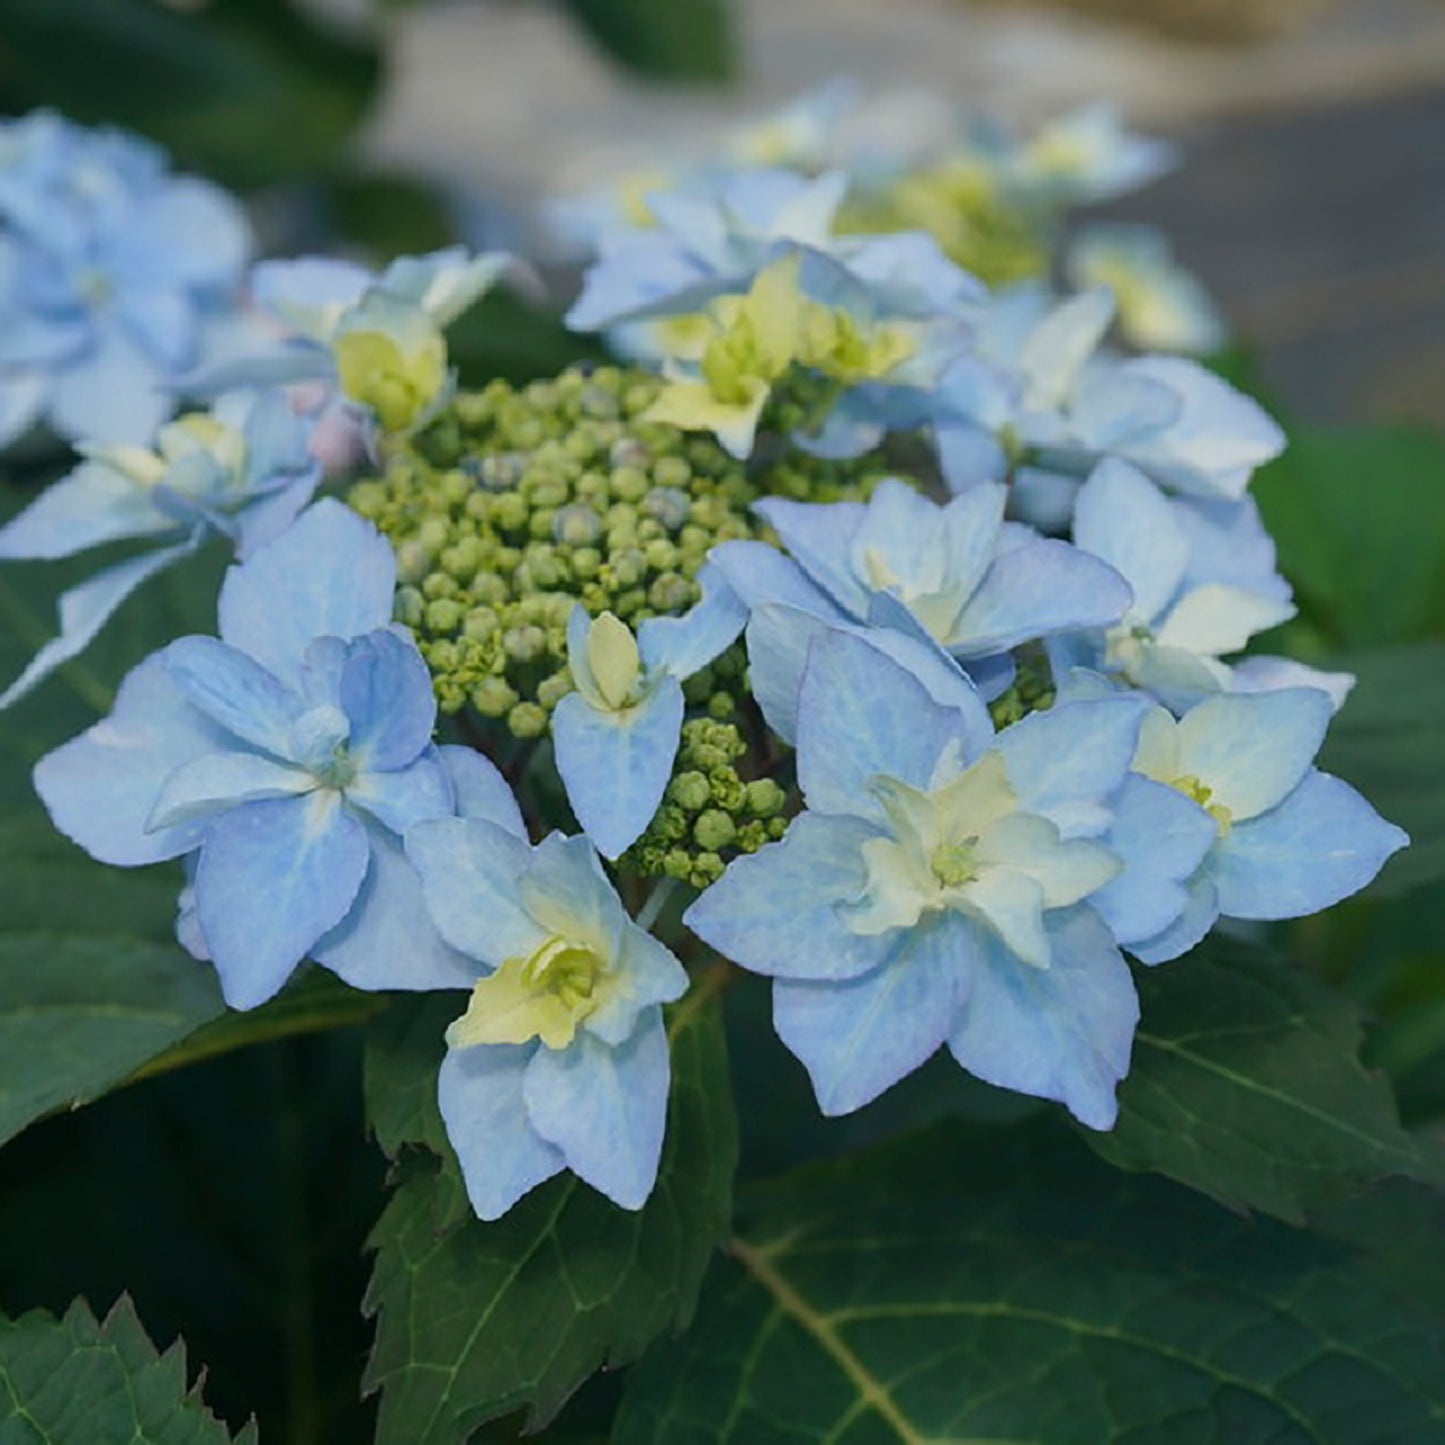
346, 363, 882, 731
623, 717, 790, 888
985, 644, 1058, 731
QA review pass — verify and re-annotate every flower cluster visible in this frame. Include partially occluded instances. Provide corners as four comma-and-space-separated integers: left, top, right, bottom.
6, 104, 1409, 1226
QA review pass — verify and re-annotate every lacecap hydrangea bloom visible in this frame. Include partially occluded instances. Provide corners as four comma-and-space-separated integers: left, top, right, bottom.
0, 110, 252, 447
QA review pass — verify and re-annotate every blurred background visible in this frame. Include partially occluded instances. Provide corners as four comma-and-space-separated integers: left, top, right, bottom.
2, 0, 1443, 423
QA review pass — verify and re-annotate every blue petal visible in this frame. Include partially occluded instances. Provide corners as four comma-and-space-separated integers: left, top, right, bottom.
406, 816, 544, 968
947, 905, 1137, 1129
752, 496, 870, 619
347, 748, 454, 836
339, 629, 436, 771
684, 812, 896, 982
1209, 771, 1409, 920
1072, 459, 1189, 624
1090, 775, 1216, 947
523, 1015, 670, 1211
439, 743, 526, 839
773, 912, 975, 1116
0, 372, 47, 449
0, 532, 199, 710
194, 792, 370, 1009
1130, 872, 1218, 966
589, 926, 690, 1046
1175, 689, 1332, 823
743, 604, 832, 744
706, 539, 839, 616
314, 823, 478, 993
439, 1042, 564, 1222
552, 680, 685, 860
518, 832, 630, 962
148, 749, 313, 830
33, 652, 232, 866
216, 499, 395, 682
49, 325, 171, 445
638, 561, 747, 680
950, 536, 1132, 655
233, 468, 322, 561
0, 460, 168, 560
795, 629, 965, 824
162, 636, 302, 757
992, 696, 1144, 837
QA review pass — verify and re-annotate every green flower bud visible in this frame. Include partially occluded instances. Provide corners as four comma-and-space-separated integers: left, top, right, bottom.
668, 771, 712, 810
472, 676, 519, 717
507, 701, 548, 738
745, 777, 786, 818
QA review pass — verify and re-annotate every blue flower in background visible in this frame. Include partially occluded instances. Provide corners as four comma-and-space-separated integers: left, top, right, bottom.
1123, 690, 1408, 963
33, 499, 496, 1008
191, 247, 520, 438
0, 389, 321, 708
1067, 223, 1226, 356
708, 477, 1130, 712
406, 822, 689, 1219
686, 628, 1157, 1128
933, 285, 1284, 528
553, 563, 746, 858
0, 110, 251, 448
1009, 103, 1177, 205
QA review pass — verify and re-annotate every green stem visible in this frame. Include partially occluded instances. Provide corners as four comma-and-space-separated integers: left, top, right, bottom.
635, 874, 680, 933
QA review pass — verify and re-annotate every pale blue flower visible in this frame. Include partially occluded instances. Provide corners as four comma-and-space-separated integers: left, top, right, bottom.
685, 627, 1154, 1128
406, 823, 689, 1219
934, 285, 1284, 526
566, 166, 979, 338
189, 247, 519, 437
707, 477, 1130, 709
1053, 459, 1351, 713
32, 499, 491, 1009
1009, 103, 1177, 205
1067, 223, 1226, 356
0, 111, 251, 448
0, 389, 321, 708
553, 564, 746, 858
1125, 690, 1408, 963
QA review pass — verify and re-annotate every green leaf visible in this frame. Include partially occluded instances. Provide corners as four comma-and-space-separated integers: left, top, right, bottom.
0, 1295, 257, 1442
614, 1120, 1445, 1443
0, 0, 382, 189
557, 0, 737, 82
1252, 425, 1445, 648
363, 976, 737, 1441
0, 932, 225, 1148
1317, 642, 1445, 898
364, 991, 462, 1163
1088, 941, 1442, 1223
448, 289, 609, 390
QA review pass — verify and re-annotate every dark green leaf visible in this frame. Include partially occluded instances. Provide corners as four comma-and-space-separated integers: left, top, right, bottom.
614, 1120, 1445, 1443
1089, 941, 1442, 1222
0, 1295, 257, 1442
364, 991, 464, 1163
448, 288, 609, 390
557, 0, 737, 82
0, 0, 382, 189
1252, 425, 1445, 648
1317, 642, 1445, 898
0, 933, 224, 1148
364, 978, 737, 1441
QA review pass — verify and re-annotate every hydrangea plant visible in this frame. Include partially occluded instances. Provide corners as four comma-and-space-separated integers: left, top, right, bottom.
0, 96, 1437, 1445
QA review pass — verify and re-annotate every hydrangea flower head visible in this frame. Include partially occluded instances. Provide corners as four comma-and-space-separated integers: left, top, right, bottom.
686, 628, 1157, 1127
32, 499, 486, 1008
0, 389, 321, 707
1011, 103, 1177, 205
406, 822, 689, 1218
0, 111, 251, 448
